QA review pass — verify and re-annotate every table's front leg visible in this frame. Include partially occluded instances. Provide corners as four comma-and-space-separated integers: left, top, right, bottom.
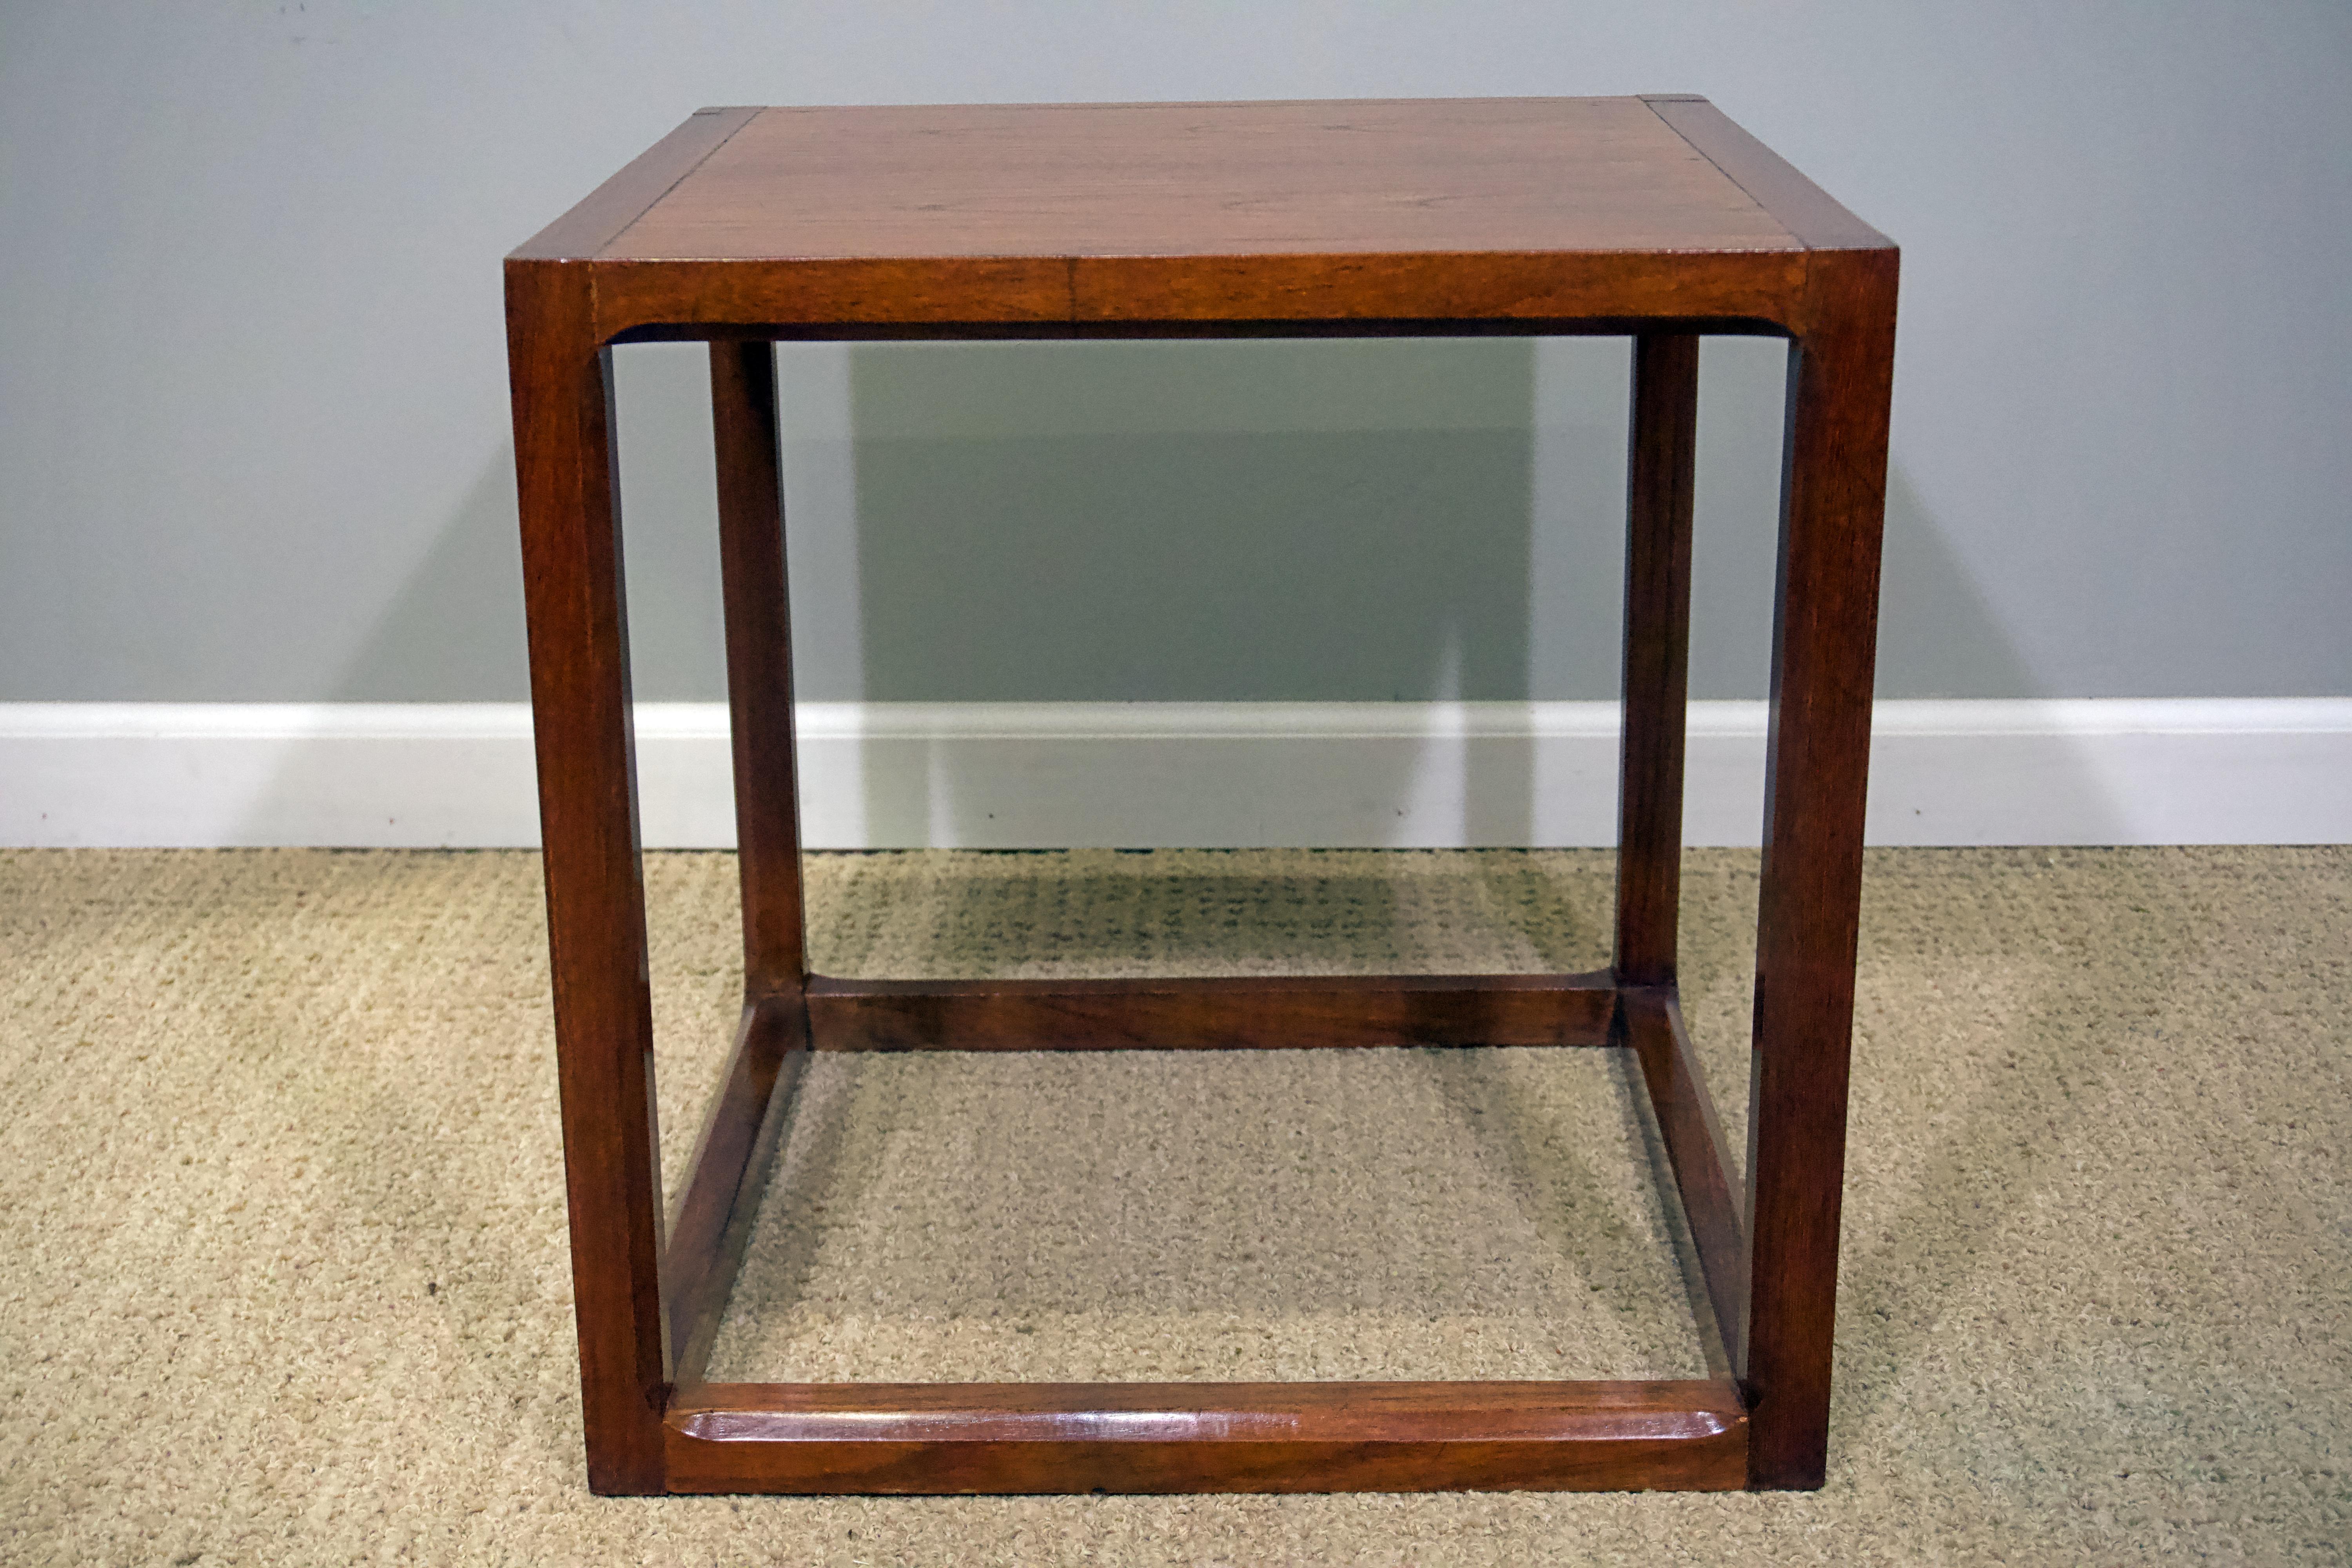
507, 262, 670, 1494
1743, 250, 1899, 1490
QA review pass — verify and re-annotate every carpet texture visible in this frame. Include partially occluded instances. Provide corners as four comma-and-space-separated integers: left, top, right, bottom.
0, 846, 2345, 1564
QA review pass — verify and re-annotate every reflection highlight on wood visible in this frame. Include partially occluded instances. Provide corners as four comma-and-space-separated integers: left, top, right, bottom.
665, 1380, 1748, 1494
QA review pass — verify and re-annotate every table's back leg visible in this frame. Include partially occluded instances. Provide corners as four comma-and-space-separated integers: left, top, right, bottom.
1615, 333, 1700, 987
711, 341, 810, 999
1742, 251, 1899, 1490
647, 341, 815, 1390
506, 263, 670, 1494
1616, 332, 1756, 1368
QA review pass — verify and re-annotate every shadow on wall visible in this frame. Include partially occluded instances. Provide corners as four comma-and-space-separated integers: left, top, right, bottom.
327, 344, 733, 705
312, 334, 2122, 848
845, 336, 1546, 848
330, 452, 531, 703
1688, 336, 2120, 838
847, 338, 1539, 704
843, 334, 2120, 848
1878, 463, 2043, 700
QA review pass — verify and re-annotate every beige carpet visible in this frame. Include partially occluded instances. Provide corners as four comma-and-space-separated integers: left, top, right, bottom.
1, 846, 2346, 1564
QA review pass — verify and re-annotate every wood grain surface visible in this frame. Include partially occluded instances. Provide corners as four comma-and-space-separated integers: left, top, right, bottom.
1641, 96, 1891, 254
508, 97, 1869, 335
512, 107, 759, 263
604, 100, 1794, 261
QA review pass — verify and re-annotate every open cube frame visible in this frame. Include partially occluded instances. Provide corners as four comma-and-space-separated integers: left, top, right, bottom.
503, 96, 1897, 1496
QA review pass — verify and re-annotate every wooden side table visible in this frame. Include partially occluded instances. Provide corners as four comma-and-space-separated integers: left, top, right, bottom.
504, 96, 1896, 1496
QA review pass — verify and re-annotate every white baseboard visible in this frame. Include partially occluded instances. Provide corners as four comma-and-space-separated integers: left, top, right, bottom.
2, 699, 2346, 849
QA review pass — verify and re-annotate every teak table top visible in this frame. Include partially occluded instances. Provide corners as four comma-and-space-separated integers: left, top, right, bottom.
512, 96, 1890, 336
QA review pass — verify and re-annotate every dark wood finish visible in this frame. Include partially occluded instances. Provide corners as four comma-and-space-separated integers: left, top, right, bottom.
1738, 249, 1899, 1489
590, 250, 1805, 336
1641, 93, 1898, 1488
709, 339, 809, 998
613, 316, 1797, 346
806, 971, 1618, 1051
1066, 252, 1796, 329
1621, 987, 1748, 1361
1614, 333, 1700, 986
599, 256, 1074, 336
506, 263, 670, 1495
508, 95, 1895, 1497
665, 1380, 1748, 1494
661, 998, 806, 1388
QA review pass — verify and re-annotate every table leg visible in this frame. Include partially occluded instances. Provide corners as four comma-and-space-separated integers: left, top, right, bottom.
1615, 333, 1700, 987
507, 265, 669, 1494
1742, 253, 1899, 1489
648, 341, 814, 1389
711, 341, 809, 998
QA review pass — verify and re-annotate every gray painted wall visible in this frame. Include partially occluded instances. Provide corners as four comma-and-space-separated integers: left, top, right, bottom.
4, 2, 2347, 704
